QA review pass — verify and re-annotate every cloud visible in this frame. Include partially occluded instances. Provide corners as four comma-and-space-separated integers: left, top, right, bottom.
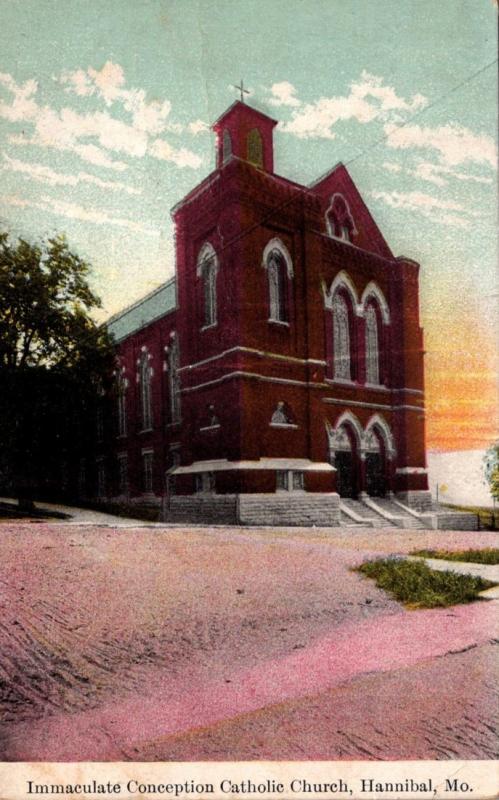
1, 65, 202, 172
60, 61, 176, 136
383, 162, 402, 174
269, 81, 300, 108
188, 119, 210, 136
2, 152, 141, 194
279, 71, 427, 139
384, 122, 497, 169
410, 161, 493, 187
149, 138, 202, 168
1, 193, 159, 236
0, 72, 38, 123
371, 189, 478, 228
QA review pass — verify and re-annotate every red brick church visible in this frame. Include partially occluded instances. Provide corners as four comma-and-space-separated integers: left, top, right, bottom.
100, 98, 433, 526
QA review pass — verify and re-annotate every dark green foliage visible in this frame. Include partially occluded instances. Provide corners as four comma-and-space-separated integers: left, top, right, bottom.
412, 548, 499, 565
355, 557, 495, 608
0, 230, 115, 502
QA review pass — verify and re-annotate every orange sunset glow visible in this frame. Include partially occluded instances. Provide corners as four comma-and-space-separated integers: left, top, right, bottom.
424, 311, 498, 452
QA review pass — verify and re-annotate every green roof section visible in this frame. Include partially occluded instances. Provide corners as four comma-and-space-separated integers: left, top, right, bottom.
106, 278, 177, 342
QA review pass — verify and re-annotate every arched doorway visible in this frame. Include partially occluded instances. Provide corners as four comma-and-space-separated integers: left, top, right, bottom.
332, 424, 357, 498
364, 429, 386, 497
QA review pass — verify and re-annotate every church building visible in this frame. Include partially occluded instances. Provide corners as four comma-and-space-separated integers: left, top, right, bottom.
101, 98, 432, 526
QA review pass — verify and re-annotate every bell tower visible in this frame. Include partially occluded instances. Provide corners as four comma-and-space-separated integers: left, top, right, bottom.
212, 99, 278, 173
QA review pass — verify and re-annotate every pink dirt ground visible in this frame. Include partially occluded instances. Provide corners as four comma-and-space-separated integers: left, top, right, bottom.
0, 523, 498, 760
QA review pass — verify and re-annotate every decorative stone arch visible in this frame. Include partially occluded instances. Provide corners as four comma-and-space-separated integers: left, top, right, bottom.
364, 414, 396, 460
325, 193, 357, 240
196, 242, 219, 277
262, 238, 293, 279
327, 411, 364, 451
361, 281, 390, 324
324, 270, 361, 314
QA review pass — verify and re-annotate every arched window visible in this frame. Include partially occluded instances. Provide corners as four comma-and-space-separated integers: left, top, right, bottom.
197, 244, 218, 328
222, 129, 232, 163
116, 369, 128, 437
247, 128, 263, 167
365, 304, 380, 384
139, 350, 153, 430
326, 194, 356, 242
332, 293, 352, 381
267, 249, 288, 322
166, 334, 181, 425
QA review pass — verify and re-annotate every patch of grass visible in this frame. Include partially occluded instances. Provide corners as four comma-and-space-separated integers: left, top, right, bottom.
412, 548, 499, 565
354, 557, 495, 609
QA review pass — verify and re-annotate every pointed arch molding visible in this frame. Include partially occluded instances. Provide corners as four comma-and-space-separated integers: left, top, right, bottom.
196, 242, 219, 277
361, 281, 390, 324
324, 270, 362, 315
325, 193, 357, 238
327, 411, 364, 448
327, 412, 396, 459
365, 413, 396, 458
262, 238, 294, 278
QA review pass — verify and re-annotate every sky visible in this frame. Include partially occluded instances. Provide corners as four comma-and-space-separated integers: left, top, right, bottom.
0, 0, 497, 453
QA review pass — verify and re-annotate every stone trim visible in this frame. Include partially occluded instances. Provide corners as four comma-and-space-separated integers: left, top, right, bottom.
178, 345, 326, 372
171, 458, 334, 475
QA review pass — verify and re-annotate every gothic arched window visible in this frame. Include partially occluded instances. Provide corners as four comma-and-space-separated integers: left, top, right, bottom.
222, 129, 232, 163
365, 304, 380, 384
247, 128, 263, 167
116, 369, 128, 437
139, 350, 153, 430
332, 293, 352, 381
166, 334, 181, 425
326, 194, 356, 242
197, 244, 218, 328
267, 249, 288, 322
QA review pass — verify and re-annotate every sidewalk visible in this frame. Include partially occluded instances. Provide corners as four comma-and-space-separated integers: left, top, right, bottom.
407, 554, 499, 598
0, 497, 158, 527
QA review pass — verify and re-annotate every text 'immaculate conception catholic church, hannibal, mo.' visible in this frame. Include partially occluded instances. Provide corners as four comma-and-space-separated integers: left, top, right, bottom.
96, 96, 436, 526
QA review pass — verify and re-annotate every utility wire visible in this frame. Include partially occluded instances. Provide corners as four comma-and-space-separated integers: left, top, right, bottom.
204, 56, 499, 259
344, 57, 498, 168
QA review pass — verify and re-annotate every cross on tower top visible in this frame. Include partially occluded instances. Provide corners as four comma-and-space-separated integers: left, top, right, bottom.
232, 79, 249, 103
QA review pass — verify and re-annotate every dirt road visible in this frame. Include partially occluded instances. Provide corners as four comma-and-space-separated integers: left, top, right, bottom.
0, 523, 497, 760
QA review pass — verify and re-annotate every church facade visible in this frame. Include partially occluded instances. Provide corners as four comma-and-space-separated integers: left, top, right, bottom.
100, 99, 431, 525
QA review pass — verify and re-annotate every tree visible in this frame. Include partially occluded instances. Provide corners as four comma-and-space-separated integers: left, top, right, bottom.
0, 231, 114, 509
483, 443, 499, 499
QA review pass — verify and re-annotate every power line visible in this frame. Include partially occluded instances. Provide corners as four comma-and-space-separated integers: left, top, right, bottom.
213, 56, 499, 256
344, 57, 498, 168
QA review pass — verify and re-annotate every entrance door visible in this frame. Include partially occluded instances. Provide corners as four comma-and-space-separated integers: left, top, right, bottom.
336, 451, 355, 498
365, 452, 386, 497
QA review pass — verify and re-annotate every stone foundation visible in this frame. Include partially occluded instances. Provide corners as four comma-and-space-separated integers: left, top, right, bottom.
163, 492, 341, 527
396, 490, 433, 512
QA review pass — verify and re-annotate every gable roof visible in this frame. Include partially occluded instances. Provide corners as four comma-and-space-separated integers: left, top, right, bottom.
106, 278, 177, 342
310, 162, 393, 260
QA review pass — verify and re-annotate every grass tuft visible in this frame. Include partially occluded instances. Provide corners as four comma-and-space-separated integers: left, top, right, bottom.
354, 557, 495, 609
412, 548, 499, 565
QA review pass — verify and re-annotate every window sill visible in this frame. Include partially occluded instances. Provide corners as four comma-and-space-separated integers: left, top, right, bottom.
139, 427, 154, 434
201, 322, 218, 331
270, 423, 299, 430
200, 424, 221, 432
268, 319, 290, 327
364, 382, 388, 391
325, 377, 356, 386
